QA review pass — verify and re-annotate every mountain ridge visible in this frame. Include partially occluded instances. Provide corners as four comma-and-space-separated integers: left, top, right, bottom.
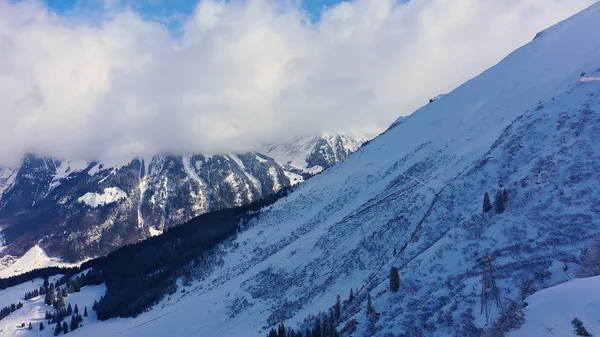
0, 132, 365, 262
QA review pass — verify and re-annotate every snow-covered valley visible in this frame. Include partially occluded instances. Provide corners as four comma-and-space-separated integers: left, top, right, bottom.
1, 2, 600, 337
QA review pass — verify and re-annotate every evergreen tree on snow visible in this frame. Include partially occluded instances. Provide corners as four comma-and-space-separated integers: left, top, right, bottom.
70, 314, 79, 331
390, 266, 400, 292
39, 322, 44, 331
334, 295, 341, 321
483, 192, 492, 213
84, 306, 88, 317
494, 190, 506, 213
367, 294, 374, 315
45, 287, 55, 305
277, 322, 285, 337
314, 317, 322, 337
571, 318, 592, 336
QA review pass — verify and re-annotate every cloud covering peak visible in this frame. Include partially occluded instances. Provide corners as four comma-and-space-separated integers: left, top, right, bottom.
0, 0, 596, 166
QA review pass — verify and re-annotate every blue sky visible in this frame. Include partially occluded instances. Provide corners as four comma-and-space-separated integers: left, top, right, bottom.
37, 0, 346, 22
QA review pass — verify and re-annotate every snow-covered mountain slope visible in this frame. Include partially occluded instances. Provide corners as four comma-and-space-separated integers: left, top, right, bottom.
0, 153, 290, 261
0, 166, 16, 198
0, 246, 76, 279
263, 132, 368, 175
16, 3, 599, 337
0, 132, 364, 263
509, 275, 600, 337
0, 275, 105, 337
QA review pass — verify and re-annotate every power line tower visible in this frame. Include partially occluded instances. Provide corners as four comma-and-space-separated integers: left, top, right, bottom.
477, 254, 504, 322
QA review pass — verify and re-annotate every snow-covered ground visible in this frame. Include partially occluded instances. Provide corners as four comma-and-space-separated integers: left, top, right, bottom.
0, 246, 75, 279
0, 276, 105, 337
509, 275, 600, 337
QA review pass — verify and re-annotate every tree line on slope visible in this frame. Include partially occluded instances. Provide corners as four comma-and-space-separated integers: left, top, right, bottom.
0, 184, 297, 321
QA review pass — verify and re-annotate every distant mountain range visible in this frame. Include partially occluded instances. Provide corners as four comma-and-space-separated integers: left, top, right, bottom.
0, 132, 366, 261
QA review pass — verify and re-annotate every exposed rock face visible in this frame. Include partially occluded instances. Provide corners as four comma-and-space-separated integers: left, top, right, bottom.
0, 153, 289, 261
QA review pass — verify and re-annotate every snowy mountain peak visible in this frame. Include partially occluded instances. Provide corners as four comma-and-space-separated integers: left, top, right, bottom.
264, 132, 368, 175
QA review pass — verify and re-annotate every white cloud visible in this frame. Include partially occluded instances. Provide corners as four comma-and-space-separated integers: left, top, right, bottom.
0, 0, 596, 166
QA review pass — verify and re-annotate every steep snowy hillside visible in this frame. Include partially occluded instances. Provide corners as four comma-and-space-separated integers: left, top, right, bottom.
0, 153, 290, 261
264, 132, 367, 175
509, 275, 600, 337
0, 166, 16, 198
9, 3, 594, 337
0, 246, 75, 278
0, 275, 105, 337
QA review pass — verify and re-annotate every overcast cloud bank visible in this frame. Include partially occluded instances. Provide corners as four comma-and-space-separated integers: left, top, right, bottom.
0, 0, 595, 166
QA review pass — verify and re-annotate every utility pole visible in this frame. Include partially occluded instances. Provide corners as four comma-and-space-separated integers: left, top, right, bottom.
477, 254, 504, 322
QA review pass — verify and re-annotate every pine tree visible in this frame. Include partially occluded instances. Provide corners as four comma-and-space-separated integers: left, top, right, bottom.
328, 308, 335, 336
367, 294, 374, 315
494, 190, 506, 214
571, 318, 592, 336
83, 306, 88, 317
389, 266, 400, 292
62, 321, 69, 334
74, 304, 79, 314
67, 303, 72, 316
45, 289, 55, 306
28, 322, 33, 330
277, 322, 285, 337
39, 322, 44, 331
348, 288, 354, 302
70, 314, 79, 331
483, 192, 492, 213
314, 317, 322, 337
54, 321, 62, 336
334, 295, 341, 321
57, 296, 65, 310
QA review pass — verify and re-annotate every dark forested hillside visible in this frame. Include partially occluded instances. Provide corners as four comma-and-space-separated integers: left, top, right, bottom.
0, 185, 296, 320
